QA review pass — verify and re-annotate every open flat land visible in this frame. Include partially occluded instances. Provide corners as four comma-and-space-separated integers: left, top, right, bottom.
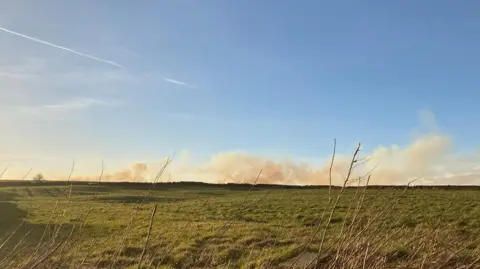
0, 181, 479, 268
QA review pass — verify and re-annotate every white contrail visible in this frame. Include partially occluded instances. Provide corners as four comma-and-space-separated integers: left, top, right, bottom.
163, 77, 196, 88
0, 26, 124, 68
163, 77, 188, 86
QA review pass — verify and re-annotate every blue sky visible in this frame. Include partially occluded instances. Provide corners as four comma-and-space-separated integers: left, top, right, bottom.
1, 1, 479, 183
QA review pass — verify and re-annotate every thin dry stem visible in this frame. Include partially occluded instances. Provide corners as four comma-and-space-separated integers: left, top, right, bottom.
137, 204, 158, 269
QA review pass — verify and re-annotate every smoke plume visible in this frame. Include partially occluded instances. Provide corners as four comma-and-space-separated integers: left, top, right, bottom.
2, 111, 479, 185
3, 132, 478, 185
72, 162, 149, 182
161, 132, 477, 185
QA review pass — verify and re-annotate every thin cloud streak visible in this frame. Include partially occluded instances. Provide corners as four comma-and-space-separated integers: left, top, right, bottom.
0, 26, 124, 69
0, 72, 30, 80
40, 98, 115, 110
163, 77, 196, 88
2, 98, 120, 119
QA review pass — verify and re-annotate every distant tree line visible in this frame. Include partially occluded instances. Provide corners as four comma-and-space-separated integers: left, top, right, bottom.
0, 179, 479, 190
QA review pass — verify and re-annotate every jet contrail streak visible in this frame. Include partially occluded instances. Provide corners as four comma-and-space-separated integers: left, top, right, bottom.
0, 26, 124, 68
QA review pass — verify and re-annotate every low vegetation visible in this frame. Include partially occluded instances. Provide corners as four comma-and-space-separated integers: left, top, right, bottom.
0, 180, 479, 268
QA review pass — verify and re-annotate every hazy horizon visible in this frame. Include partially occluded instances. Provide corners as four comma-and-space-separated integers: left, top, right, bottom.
1, 1, 480, 185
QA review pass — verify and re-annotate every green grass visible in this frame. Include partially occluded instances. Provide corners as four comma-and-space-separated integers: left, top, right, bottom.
0, 182, 479, 268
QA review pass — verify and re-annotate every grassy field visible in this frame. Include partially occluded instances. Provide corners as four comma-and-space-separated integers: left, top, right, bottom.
0, 181, 479, 268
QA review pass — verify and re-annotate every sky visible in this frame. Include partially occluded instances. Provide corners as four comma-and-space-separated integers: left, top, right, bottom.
1, 1, 479, 184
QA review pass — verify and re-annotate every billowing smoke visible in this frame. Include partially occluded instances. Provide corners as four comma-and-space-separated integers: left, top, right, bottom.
2, 132, 479, 185
167, 133, 478, 186
72, 162, 149, 182
3, 132, 478, 185
176, 151, 349, 185
2, 111, 479, 185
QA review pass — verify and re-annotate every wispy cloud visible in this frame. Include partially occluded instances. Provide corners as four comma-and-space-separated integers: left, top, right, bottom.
2, 97, 120, 121
0, 26, 124, 68
0, 72, 32, 80
40, 98, 119, 111
163, 77, 196, 88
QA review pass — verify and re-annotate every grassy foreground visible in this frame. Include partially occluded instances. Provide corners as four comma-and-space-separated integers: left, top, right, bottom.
0, 181, 479, 269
